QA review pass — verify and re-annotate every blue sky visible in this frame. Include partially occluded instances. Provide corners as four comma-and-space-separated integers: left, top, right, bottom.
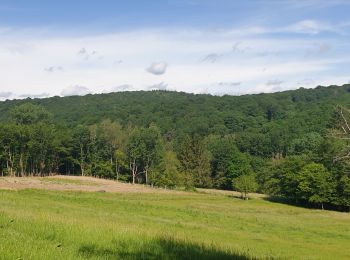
0, 0, 349, 98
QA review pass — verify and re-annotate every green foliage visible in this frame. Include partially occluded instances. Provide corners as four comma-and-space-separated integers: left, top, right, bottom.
10, 103, 52, 125
262, 156, 310, 199
149, 150, 183, 188
0, 85, 350, 209
337, 175, 350, 211
207, 135, 253, 189
297, 163, 334, 209
178, 135, 211, 188
232, 174, 258, 200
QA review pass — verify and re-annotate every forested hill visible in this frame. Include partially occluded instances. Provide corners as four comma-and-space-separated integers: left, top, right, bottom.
0, 84, 349, 135
1, 84, 350, 211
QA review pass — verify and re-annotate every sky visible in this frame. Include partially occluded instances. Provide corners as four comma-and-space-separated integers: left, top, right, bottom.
0, 0, 350, 99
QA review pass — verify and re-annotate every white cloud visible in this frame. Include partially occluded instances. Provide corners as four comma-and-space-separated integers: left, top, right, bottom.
286, 20, 333, 35
0, 24, 349, 98
61, 85, 91, 96
146, 61, 168, 75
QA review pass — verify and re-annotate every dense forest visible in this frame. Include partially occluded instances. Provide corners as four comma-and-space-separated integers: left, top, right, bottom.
0, 85, 350, 211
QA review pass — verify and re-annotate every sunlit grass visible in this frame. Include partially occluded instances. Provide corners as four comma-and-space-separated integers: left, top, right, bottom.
0, 189, 349, 259
39, 177, 99, 186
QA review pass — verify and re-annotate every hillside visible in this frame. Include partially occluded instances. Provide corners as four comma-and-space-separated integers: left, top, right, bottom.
0, 85, 349, 135
0, 180, 349, 259
0, 85, 349, 211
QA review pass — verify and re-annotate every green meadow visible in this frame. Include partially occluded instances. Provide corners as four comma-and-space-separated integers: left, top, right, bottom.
0, 189, 349, 260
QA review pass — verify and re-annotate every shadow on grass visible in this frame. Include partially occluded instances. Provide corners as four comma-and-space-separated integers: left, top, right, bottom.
78, 237, 251, 260
263, 196, 350, 212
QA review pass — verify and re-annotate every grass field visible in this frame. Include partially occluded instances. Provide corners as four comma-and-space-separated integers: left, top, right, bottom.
0, 181, 350, 259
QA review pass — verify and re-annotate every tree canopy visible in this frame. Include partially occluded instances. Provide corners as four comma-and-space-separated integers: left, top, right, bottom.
0, 85, 350, 210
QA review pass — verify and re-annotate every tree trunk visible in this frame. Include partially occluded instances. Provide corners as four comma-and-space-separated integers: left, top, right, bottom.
8, 151, 13, 177
80, 164, 84, 176
131, 159, 137, 184
80, 145, 85, 176
115, 158, 119, 181
19, 153, 24, 177
145, 167, 148, 185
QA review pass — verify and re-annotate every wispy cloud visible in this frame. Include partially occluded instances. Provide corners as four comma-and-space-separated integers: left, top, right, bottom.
201, 53, 223, 63
285, 20, 335, 35
44, 66, 64, 73
217, 82, 241, 87
0, 20, 349, 98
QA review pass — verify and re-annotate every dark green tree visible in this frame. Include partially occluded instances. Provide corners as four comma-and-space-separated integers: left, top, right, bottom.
297, 163, 334, 209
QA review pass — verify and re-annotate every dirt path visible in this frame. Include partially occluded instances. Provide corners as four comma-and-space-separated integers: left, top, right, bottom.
0, 175, 185, 194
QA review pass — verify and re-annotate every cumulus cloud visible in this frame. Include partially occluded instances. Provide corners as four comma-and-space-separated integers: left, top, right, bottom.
146, 61, 168, 75
61, 85, 91, 96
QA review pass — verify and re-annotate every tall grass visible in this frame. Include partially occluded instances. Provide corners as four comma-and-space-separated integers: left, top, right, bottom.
0, 189, 349, 259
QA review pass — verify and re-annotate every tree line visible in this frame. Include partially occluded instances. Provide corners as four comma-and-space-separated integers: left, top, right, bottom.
0, 86, 349, 211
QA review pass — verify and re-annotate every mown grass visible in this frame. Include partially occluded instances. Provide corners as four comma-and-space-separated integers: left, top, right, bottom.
39, 177, 100, 186
0, 189, 349, 259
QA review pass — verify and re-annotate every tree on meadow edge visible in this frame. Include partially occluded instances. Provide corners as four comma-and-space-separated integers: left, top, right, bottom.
127, 125, 163, 184
297, 163, 334, 210
149, 150, 183, 188
99, 119, 127, 180
232, 174, 258, 200
206, 135, 254, 189
178, 135, 211, 188
72, 125, 91, 176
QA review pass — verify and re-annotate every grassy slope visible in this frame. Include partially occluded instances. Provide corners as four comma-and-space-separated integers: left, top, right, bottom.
0, 189, 349, 259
